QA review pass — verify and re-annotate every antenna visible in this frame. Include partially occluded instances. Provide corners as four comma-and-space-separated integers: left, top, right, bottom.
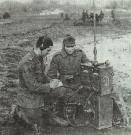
93, 0, 97, 62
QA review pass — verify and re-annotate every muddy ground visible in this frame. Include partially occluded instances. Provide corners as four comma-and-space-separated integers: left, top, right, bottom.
0, 10, 131, 135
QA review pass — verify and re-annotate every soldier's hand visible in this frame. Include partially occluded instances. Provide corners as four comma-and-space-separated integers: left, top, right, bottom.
91, 61, 98, 66
50, 79, 63, 89
50, 79, 59, 89
57, 81, 63, 87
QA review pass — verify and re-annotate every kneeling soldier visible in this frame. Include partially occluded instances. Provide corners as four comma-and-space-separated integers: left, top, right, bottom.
14, 36, 69, 132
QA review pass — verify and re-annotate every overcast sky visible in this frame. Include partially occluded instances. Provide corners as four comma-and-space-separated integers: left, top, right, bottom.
0, 0, 129, 7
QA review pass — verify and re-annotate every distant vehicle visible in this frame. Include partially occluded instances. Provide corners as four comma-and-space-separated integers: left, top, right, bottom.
3, 12, 11, 19
40, 9, 64, 16
64, 13, 70, 20
60, 13, 64, 18
111, 9, 121, 25
74, 10, 104, 26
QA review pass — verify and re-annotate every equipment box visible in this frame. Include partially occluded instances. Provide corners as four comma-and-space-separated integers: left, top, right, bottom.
81, 64, 113, 96
89, 95, 113, 129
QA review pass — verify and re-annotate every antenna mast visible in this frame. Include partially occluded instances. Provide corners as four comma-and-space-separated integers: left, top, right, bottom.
93, 0, 97, 62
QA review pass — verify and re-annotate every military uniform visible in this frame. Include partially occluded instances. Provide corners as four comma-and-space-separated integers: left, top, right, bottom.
48, 48, 90, 90
47, 36, 92, 123
17, 49, 50, 109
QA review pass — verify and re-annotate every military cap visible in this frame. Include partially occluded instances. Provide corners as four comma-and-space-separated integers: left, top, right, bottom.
63, 35, 75, 47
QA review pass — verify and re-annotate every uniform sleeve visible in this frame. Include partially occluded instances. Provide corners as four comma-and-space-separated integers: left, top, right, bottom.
22, 62, 50, 93
47, 55, 59, 79
81, 50, 91, 63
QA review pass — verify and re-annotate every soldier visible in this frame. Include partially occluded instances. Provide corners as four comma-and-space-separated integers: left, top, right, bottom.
60, 13, 64, 18
111, 9, 115, 21
64, 13, 70, 20
89, 12, 94, 25
47, 35, 94, 120
85, 10, 89, 20
48, 35, 92, 92
99, 10, 104, 22
95, 13, 99, 24
13, 36, 68, 132
82, 10, 86, 24
100, 10, 104, 17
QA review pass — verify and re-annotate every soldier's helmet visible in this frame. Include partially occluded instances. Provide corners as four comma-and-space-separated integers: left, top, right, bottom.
36, 36, 53, 51
63, 35, 75, 47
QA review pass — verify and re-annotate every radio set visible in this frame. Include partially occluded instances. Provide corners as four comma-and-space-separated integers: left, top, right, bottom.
81, 63, 114, 96
80, 62, 114, 129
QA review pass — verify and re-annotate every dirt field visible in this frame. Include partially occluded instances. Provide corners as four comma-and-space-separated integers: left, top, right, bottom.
0, 9, 131, 135
4, 125, 131, 135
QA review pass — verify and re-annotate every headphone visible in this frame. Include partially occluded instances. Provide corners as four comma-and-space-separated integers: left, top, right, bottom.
40, 43, 44, 51
36, 36, 53, 51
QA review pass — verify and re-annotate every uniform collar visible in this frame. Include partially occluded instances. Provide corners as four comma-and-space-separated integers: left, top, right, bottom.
30, 49, 37, 58
61, 49, 67, 57
61, 49, 78, 57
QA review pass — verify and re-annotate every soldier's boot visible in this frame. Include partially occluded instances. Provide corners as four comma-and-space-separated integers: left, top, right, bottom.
10, 104, 17, 119
11, 105, 35, 130
33, 124, 41, 135
49, 115, 69, 127
47, 108, 69, 127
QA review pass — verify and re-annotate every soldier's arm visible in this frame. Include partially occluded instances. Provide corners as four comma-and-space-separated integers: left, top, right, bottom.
48, 55, 59, 79
22, 62, 50, 93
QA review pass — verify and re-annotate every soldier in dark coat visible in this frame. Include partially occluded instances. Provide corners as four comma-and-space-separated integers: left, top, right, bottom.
48, 35, 92, 92
85, 10, 89, 20
47, 35, 94, 119
14, 36, 68, 132
82, 10, 86, 24
111, 9, 115, 21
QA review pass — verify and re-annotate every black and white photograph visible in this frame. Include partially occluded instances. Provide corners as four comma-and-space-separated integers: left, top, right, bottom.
0, 0, 131, 134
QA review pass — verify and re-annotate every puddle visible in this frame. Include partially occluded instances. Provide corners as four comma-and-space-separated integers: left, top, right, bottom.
40, 9, 64, 16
